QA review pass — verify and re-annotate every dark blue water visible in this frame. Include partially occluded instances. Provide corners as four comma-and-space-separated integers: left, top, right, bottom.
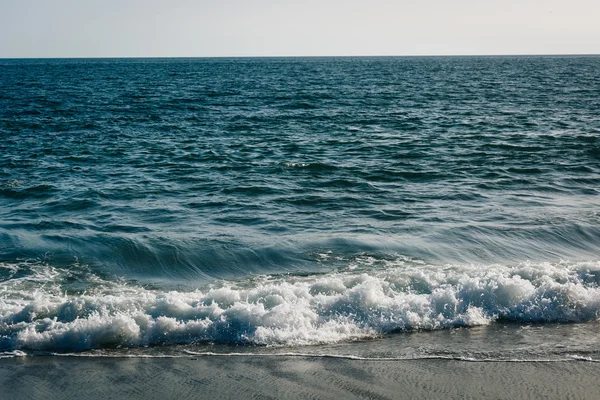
1, 56, 600, 357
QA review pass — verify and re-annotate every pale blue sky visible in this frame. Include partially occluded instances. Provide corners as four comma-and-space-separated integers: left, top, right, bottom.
1, 0, 599, 57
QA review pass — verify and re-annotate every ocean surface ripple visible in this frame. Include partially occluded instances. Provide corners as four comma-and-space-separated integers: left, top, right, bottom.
1, 56, 599, 355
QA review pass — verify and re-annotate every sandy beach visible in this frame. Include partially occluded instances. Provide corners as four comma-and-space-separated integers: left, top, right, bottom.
2, 356, 599, 399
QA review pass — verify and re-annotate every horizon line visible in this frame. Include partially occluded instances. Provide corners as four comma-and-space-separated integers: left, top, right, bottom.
1, 53, 600, 60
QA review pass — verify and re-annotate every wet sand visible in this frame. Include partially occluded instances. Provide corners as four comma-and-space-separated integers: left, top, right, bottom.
1, 356, 600, 399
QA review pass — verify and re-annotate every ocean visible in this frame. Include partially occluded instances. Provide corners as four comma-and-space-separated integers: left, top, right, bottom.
1, 56, 599, 361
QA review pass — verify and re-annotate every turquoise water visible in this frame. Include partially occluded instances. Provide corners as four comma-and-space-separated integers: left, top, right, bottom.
1, 56, 600, 357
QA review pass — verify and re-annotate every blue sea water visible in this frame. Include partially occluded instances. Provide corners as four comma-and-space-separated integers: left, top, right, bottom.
1, 56, 600, 359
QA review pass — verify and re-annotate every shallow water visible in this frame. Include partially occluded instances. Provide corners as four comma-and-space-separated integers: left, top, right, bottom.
1, 56, 599, 356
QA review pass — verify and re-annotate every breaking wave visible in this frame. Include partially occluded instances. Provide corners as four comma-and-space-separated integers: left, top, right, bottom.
1, 259, 599, 352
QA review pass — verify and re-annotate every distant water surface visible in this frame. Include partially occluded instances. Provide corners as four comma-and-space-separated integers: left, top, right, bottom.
1, 56, 599, 356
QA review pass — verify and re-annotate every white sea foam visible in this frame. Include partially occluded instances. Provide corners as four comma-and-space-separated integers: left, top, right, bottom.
182, 351, 600, 363
0, 350, 27, 359
1, 260, 600, 352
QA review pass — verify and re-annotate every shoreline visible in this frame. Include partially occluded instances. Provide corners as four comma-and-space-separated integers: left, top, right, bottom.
2, 356, 599, 399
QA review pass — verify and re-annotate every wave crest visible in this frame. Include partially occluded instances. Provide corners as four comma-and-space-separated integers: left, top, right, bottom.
1, 260, 600, 351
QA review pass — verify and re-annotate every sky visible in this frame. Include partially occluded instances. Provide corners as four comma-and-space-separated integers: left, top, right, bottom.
1, 0, 599, 58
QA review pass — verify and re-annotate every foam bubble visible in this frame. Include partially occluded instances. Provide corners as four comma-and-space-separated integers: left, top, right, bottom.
1, 260, 600, 352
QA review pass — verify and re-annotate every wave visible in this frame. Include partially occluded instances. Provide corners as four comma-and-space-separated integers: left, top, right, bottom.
1, 351, 594, 363
182, 351, 600, 363
1, 259, 600, 352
